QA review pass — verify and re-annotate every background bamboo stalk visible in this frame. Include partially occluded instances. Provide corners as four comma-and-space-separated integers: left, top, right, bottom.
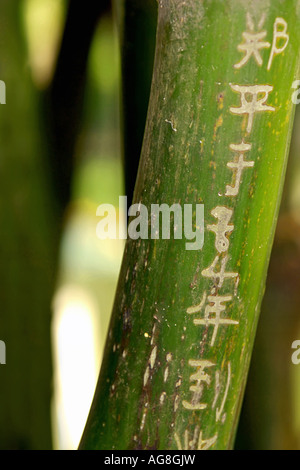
113, 0, 158, 206
0, 1, 111, 449
0, 1, 57, 449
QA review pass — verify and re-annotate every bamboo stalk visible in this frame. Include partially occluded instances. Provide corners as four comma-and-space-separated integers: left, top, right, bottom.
113, 0, 158, 206
80, 0, 300, 450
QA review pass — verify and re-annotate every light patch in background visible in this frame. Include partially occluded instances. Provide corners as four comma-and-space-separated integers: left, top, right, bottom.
23, 0, 65, 87
50, 202, 125, 450
21, 0, 123, 449
51, 284, 102, 450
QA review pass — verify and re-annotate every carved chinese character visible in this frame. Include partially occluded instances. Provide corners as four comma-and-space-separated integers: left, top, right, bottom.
192, 295, 238, 346
267, 17, 289, 70
230, 84, 275, 134
234, 13, 270, 69
174, 427, 218, 450
207, 206, 234, 253
201, 254, 239, 290
182, 359, 215, 410
212, 362, 232, 423
226, 141, 254, 197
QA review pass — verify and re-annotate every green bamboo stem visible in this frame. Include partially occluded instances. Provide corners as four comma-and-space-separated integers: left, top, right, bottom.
80, 0, 300, 450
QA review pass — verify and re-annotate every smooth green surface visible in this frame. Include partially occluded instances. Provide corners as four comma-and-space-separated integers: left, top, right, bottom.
80, 0, 300, 450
